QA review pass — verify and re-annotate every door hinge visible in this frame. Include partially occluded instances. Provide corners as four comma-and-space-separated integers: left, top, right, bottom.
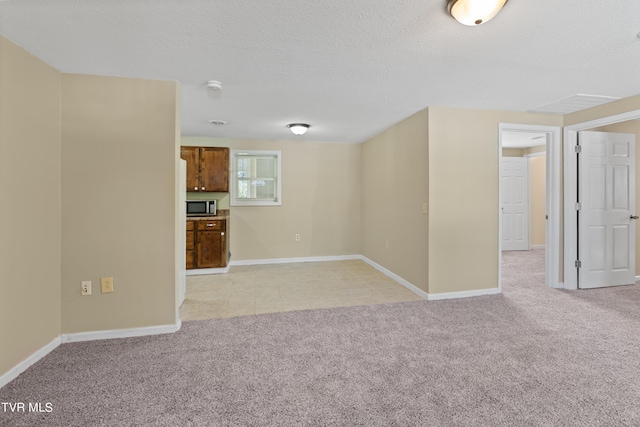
575, 260, 582, 268
575, 145, 582, 153
575, 202, 581, 211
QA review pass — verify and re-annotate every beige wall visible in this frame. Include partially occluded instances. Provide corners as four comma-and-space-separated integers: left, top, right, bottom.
360, 107, 560, 295
361, 110, 429, 292
525, 145, 546, 156
502, 145, 545, 157
182, 137, 362, 260
61, 74, 179, 333
0, 37, 62, 377
427, 108, 562, 294
502, 148, 526, 157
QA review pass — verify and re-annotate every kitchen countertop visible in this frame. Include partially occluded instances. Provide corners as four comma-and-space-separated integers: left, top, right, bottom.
186, 209, 230, 221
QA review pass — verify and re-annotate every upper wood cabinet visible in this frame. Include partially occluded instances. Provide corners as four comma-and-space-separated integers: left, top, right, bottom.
181, 147, 201, 192
180, 146, 229, 192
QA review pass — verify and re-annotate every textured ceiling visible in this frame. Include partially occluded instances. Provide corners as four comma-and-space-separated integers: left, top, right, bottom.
2, 0, 639, 143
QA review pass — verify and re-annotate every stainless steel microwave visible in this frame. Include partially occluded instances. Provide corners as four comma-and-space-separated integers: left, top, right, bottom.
186, 200, 217, 217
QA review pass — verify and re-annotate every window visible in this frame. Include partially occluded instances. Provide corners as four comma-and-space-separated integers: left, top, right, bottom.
231, 150, 282, 206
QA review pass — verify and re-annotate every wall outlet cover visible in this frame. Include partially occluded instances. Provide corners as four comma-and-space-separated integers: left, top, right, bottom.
101, 277, 114, 294
81, 281, 91, 296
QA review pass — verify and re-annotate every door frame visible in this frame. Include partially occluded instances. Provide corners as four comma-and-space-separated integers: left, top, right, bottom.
499, 123, 562, 291
563, 109, 640, 290
525, 150, 547, 251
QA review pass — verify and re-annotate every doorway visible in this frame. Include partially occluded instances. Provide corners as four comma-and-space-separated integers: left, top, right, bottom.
498, 124, 562, 291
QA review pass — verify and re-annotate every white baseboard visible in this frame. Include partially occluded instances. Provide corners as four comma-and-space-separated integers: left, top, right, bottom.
61, 321, 182, 344
2, 322, 183, 388
0, 336, 61, 390
359, 256, 429, 300
427, 287, 501, 301
530, 245, 546, 250
636, 276, 640, 282
186, 266, 231, 276
230, 255, 361, 266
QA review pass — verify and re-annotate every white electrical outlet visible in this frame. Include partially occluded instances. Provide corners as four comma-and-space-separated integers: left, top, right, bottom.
295, 234, 301, 241
81, 281, 91, 296
385, 240, 390, 250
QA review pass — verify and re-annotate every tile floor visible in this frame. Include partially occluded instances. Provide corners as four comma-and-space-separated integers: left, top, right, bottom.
180, 259, 423, 321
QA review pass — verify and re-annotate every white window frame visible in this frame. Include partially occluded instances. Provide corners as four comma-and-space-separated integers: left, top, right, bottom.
230, 150, 282, 206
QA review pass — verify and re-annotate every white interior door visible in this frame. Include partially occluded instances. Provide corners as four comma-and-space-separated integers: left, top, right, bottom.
578, 131, 636, 289
502, 157, 529, 251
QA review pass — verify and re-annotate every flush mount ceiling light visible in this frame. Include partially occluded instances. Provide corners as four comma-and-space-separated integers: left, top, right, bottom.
447, 0, 509, 26
208, 120, 227, 126
287, 123, 310, 135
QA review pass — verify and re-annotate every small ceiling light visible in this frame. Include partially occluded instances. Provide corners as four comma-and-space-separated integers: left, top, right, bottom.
287, 123, 310, 135
206, 80, 222, 91
447, 0, 509, 26
208, 120, 227, 126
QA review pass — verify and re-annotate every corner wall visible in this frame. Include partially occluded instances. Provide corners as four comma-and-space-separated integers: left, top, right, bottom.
61, 74, 179, 333
0, 36, 62, 377
360, 110, 429, 292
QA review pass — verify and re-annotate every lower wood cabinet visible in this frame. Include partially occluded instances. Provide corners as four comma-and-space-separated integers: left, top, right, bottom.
186, 218, 229, 269
186, 220, 195, 269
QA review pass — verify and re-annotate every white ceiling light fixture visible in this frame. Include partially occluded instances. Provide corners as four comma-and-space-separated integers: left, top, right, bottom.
447, 0, 509, 26
287, 123, 310, 136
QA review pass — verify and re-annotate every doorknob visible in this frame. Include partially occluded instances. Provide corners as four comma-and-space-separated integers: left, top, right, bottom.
631, 215, 639, 220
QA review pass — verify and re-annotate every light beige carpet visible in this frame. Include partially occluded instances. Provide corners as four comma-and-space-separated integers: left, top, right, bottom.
2, 250, 640, 426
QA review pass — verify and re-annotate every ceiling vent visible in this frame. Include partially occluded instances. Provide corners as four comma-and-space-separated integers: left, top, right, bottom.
530, 94, 620, 115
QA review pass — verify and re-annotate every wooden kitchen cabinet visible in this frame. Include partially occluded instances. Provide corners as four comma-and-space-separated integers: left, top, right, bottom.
180, 146, 229, 192
186, 220, 195, 269
187, 218, 229, 269
181, 147, 201, 192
